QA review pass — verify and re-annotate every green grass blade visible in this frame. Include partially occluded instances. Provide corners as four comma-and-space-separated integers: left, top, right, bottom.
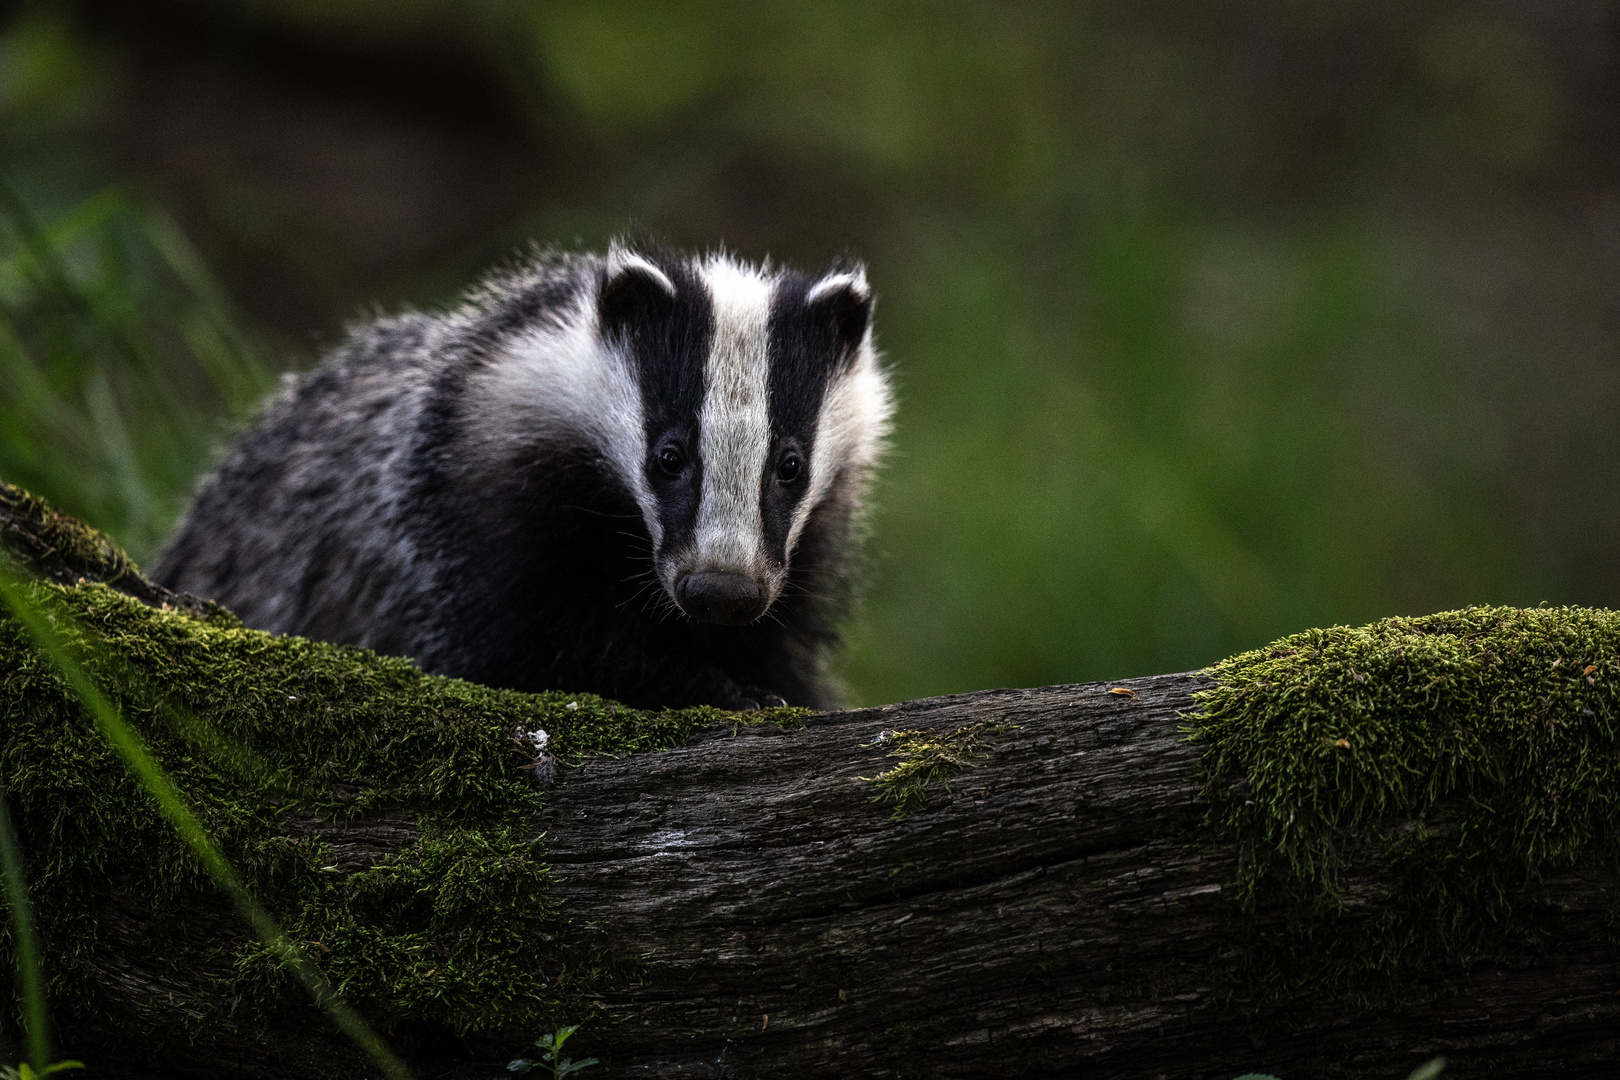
0, 568, 415, 1079
0, 789, 48, 1071
135, 205, 275, 412
0, 179, 279, 563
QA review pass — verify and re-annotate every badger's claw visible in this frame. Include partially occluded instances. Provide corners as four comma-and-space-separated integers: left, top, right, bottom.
722, 684, 789, 711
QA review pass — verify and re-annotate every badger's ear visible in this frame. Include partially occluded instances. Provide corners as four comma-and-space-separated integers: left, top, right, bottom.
598, 247, 678, 337
805, 263, 872, 354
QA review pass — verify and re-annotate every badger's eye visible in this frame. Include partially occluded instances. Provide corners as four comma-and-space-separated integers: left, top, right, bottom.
776, 453, 802, 484
657, 446, 685, 476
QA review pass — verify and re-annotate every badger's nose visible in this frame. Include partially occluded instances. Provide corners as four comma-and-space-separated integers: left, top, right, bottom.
676, 572, 768, 625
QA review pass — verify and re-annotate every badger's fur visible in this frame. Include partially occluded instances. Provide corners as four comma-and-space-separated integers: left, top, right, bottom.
151, 244, 893, 710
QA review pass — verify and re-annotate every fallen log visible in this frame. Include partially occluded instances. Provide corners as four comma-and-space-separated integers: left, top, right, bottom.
538, 671, 1620, 1079
1, 482, 1617, 1079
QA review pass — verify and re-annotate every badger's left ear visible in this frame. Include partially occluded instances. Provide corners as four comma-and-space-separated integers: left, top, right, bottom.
599, 245, 678, 340
805, 263, 873, 355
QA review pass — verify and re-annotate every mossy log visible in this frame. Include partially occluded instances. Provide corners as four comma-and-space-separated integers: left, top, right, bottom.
2, 483, 1619, 1079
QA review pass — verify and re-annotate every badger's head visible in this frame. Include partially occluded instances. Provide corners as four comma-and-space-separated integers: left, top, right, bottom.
600, 246, 891, 624
479, 244, 892, 625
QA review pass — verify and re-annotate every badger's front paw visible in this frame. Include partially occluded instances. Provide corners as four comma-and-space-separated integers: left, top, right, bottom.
720, 684, 789, 711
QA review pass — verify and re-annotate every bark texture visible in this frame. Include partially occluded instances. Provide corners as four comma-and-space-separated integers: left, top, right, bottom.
541, 679, 1618, 1079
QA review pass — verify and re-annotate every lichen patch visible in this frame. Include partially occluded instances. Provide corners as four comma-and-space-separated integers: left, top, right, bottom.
860, 720, 1017, 819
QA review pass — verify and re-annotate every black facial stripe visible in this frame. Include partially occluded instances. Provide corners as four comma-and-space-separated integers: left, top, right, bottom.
602, 250, 714, 558
762, 272, 851, 564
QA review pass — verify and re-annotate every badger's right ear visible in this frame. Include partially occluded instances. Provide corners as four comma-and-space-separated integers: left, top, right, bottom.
598, 248, 678, 337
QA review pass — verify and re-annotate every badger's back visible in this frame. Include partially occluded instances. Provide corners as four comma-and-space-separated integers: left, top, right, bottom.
153, 246, 891, 709
153, 314, 450, 651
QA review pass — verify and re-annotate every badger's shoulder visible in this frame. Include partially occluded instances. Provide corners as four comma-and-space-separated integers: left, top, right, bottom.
451, 247, 602, 340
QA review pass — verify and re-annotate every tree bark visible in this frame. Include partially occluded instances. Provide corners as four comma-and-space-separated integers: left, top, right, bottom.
539, 678, 1618, 1079
54, 674, 1620, 1080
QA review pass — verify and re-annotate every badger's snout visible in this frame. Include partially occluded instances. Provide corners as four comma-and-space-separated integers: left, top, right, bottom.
675, 571, 769, 625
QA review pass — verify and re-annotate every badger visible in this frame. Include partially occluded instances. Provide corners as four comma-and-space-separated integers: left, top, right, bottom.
151, 244, 893, 710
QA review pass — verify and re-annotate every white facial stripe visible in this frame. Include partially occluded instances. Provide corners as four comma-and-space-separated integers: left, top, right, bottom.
693, 256, 774, 575
792, 338, 893, 553
466, 298, 659, 546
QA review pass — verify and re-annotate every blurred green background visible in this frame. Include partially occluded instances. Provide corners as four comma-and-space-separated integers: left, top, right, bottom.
1, 0, 1617, 705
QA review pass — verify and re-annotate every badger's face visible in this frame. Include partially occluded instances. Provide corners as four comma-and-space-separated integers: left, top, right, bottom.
589, 247, 890, 625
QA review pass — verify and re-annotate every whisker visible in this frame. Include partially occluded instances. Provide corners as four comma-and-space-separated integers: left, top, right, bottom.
616, 571, 666, 613
642, 587, 685, 623
779, 578, 839, 604
558, 504, 643, 520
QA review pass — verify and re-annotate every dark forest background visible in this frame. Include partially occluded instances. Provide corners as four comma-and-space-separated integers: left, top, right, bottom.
1, 0, 1617, 706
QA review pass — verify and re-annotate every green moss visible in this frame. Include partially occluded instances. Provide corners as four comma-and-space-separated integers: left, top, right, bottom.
0, 480, 238, 626
860, 720, 1015, 819
1189, 605, 1620, 1006
0, 481, 144, 590
0, 487, 803, 1067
